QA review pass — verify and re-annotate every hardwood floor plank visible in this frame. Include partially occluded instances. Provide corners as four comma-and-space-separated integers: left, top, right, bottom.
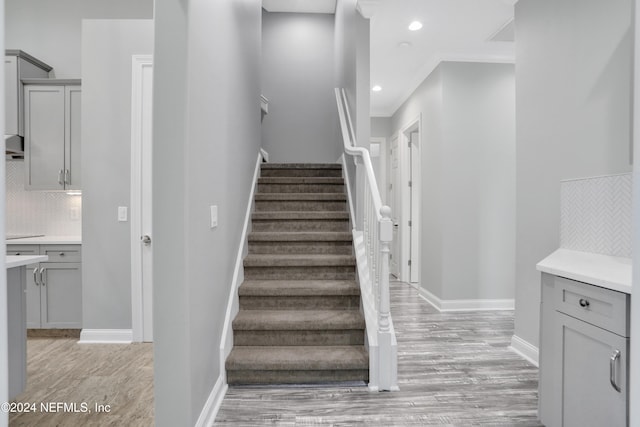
216, 281, 541, 426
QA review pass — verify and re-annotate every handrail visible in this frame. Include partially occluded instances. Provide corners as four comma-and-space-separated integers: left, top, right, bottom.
335, 87, 397, 391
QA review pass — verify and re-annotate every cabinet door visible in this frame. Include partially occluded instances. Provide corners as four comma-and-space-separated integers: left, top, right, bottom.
555, 312, 628, 427
25, 263, 42, 328
65, 86, 81, 190
40, 262, 82, 328
4, 56, 19, 135
24, 85, 65, 190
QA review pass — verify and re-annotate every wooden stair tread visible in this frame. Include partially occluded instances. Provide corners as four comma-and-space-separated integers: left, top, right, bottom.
232, 309, 365, 330
239, 280, 360, 296
248, 232, 352, 242
226, 345, 368, 370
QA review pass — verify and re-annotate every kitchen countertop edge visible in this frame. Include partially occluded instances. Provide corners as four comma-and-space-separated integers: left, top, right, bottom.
6, 255, 49, 269
6, 236, 82, 245
537, 248, 632, 294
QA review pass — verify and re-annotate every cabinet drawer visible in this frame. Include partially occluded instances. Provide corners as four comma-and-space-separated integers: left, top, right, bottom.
6, 245, 39, 256
40, 245, 81, 263
553, 276, 629, 337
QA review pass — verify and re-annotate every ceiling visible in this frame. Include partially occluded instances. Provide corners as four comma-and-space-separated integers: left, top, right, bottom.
263, 0, 515, 117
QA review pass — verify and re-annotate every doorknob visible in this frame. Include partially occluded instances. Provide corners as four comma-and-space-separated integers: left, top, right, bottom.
141, 235, 151, 245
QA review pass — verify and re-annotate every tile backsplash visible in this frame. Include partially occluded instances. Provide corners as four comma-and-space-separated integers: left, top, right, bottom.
560, 173, 632, 258
6, 160, 81, 236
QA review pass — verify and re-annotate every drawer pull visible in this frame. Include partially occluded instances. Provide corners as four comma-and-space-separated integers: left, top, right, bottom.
579, 298, 590, 308
15, 252, 20, 256
59, 252, 65, 256
33, 267, 39, 286
610, 349, 621, 392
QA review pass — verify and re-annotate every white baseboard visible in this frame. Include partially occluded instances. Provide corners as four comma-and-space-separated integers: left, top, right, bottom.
195, 375, 228, 427
419, 287, 515, 311
510, 335, 539, 367
79, 329, 133, 344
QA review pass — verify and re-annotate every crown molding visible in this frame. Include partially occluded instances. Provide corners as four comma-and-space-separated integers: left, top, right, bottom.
356, 0, 380, 19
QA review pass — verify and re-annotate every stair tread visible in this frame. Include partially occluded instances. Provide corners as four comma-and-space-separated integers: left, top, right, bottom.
248, 232, 352, 242
258, 177, 344, 184
226, 345, 368, 370
233, 309, 365, 330
252, 211, 349, 220
262, 163, 342, 170
255, 193, 347, 201
244, 254, 355, 267
239, 280, 359, 296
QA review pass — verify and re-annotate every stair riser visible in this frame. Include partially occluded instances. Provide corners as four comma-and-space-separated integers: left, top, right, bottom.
258, 183, 344, 194
233, 330, 364, 346
248, 241, 353, 255
227, 369, 368, 385
239, 295, 360, 310
261, 169, 342, 178
255, 201, 346, 212
244, 266, 355, 280
251, 220, 350, 232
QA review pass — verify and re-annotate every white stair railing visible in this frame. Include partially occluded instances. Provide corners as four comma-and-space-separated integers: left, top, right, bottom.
335, 88, 398, 391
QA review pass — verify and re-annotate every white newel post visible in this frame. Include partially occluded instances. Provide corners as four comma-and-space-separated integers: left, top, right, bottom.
378, 205, 395, 390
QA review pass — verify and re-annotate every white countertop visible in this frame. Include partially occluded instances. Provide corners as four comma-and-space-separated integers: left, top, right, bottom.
6, 255, 48, 269
537, 248, 632, 294
6, 235, 81, 245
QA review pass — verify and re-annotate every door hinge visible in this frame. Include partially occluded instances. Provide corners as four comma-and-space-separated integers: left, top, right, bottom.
389, 183, 393, 190
408, 180, 412, 188
408, 141, 411, 148
408, 220, 412, 227
390, 254, 393, 260
408, 260, 412, 266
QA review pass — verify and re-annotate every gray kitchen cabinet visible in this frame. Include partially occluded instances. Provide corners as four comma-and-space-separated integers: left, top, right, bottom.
23, 80, 81, 191
4, 50, 52, 137
539, 273, 629, 427
8, 244, 82, 329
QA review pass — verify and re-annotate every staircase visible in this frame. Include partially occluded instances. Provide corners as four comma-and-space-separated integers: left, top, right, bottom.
225, 163, 369, 385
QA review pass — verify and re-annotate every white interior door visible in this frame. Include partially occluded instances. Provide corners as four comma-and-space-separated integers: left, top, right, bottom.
409, 131, 420, 283
389, 135, 400, 278
131, 55, 153, 342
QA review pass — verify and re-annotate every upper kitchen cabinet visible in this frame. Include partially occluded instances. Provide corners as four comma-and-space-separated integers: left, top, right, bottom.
23, 80, 81, 191
4, 50, 52, 137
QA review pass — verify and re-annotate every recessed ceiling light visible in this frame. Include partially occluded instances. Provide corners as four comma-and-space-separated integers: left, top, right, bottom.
398, 41, 412, 48
372, 85, 382, 92
408, 21, 423, 31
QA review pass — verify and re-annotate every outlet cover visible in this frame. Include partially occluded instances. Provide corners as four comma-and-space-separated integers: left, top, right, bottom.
118, 206, 128, 222
210, 205, 218, 228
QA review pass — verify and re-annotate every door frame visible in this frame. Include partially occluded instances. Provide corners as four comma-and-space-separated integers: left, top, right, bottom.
388, 134, 400, 278
130, 54, 153, 343
398, 115, 421, 284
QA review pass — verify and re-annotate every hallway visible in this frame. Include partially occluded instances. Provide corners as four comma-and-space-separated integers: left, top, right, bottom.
215, 280, 540, 425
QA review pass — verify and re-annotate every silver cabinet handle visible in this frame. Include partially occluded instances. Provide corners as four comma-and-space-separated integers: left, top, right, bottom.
33, 267, 39, 286
64, 169, 70, 185
610, 349, 621, 392
39, 267, 45, 286
58, 169, 64, 186
579, 298, 590, 308
59, 252, 65, 257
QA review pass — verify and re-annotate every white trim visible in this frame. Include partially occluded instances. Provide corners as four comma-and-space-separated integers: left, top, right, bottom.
130, 54, 154, 343
510, 335, 539, 367
260, 95, 269, 115
79, 329, 133, 344
259, 147, 269, 163
356, 0, 380, 18
419, 286, 514, 311
194, 375, 228, 427
219, 151, 264, 381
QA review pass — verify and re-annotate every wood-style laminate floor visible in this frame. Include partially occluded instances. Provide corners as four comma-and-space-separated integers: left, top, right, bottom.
9, 338, 154, 426
215, 281, 542, 426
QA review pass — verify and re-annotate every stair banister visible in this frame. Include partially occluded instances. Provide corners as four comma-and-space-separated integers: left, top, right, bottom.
335, 87, 398, 391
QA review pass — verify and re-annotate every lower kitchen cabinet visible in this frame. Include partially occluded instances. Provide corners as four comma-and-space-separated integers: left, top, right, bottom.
539, 273, 629, 427
8, 244, 82, 329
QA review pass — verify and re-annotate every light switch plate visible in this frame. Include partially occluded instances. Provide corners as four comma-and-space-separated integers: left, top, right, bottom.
118, 206, 128, 222
210, 205, 218, 228
70, 207, 80, 221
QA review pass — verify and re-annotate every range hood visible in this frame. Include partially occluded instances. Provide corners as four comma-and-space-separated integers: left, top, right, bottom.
5, 134, 24, 159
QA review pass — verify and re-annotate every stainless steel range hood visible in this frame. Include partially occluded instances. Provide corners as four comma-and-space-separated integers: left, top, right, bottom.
5, 134, 24, 159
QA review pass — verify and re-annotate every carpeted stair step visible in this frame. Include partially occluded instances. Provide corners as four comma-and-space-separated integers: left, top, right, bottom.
226, 345, 369, 384
248, 232, 353, 255
258, 177, 344, 194
260, 163, 342, 178
251, 211, 350, 232
243, 254, 356, 280
238, 280, 360, 310
232, 309, 365, 346
254, 193, 347, 212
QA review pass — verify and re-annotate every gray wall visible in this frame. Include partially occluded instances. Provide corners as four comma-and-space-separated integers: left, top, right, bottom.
514, 0, 633, 348
81, 20, 154, 330
261, 11, 339, 162
392, 62, 516, 301
153, 0, 262, 425
5, 0, 153, 78
371, 117, 392, 138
